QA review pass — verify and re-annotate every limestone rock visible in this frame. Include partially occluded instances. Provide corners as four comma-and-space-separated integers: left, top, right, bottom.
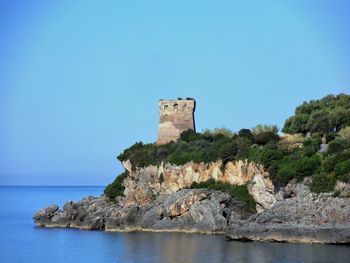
247, 173, 279, 212
334, 181, 350, 198
226, 180, 350, 244
33, 173, 350, 243
33, 189, 253, 234
122, 159, 279, 212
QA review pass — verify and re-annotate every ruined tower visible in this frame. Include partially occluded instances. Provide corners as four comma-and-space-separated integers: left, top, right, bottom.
157, 99, 196, 145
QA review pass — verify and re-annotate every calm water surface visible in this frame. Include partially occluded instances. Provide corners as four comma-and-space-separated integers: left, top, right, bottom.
0, 186, 349, 263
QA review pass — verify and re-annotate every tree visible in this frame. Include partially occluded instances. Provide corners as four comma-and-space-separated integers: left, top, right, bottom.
282, 94, 350, 135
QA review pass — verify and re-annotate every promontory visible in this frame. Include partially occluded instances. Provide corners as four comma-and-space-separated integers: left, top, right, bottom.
34, 94, 350, 244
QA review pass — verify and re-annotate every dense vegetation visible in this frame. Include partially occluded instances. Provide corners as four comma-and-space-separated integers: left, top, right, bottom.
104, 172, 127, 200
282, 94, 350, 134
117, 126, 280, 168
110, 94, 350, 199
190, 179, 256, 212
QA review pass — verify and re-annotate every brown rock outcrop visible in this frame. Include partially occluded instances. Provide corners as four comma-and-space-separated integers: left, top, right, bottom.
122, 159, 279, 211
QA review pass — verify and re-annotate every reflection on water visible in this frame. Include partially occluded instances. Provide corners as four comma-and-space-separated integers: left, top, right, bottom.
105, 231, 349, 263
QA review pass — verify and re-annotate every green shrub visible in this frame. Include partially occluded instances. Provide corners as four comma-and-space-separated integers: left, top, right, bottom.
275, 164, 297, 185
180, 129, 202, 142
332, 190, 341, 197
190, 179, 256, 212
334, 160, 350, 183
334, 160, 350, 176
303, 133, 322, 151
322, 152, 350, 173
104, 172, 127, 200
253, 131, 280, 145
235, 137, 254, 159
218, 142, 237, 164
328, 139, 348, 155
282, 94, 350, 134
117, 142, 158, 169
168, 151, 204, 165
337, 174, 350, 184
259, 148, 283, 167
251, 124, 278, 135
238, 128, 253, 139
242, 146, 261, 164
202, 127, 235, 138
295, 154, 321, 181
303, 146, 317, 157
325, 132, 336, 143
309, 173, 336, 193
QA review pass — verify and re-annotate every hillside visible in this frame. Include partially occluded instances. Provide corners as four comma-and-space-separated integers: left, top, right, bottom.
34, 94, 350, 244
111, 94, 350, 198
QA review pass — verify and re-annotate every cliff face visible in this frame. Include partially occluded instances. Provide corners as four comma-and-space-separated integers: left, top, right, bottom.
227, 180, 350, 243
32, 160, 274, 234
122, 159, 279, 212
33, 160, 350, 244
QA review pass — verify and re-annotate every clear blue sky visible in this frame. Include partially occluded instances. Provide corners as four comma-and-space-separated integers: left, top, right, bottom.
0, 0, 349, 186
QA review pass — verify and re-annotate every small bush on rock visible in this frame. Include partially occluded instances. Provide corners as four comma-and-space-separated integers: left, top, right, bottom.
295, 154, 321, 181
104, 172, 127, 200
251, 124, 278, 135
309, 172, 336, 193
180, 129, 203, 142
334, 160, 350, 183
253, 131, 280, 145
190, 179, 256, 212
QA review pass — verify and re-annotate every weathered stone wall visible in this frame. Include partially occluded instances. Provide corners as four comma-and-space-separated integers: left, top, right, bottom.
157, 99, 196, 145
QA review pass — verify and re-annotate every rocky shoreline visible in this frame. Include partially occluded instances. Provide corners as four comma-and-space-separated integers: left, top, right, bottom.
33, 161, 350, 244
33, 183, 350, 244
34, 189, 252, 234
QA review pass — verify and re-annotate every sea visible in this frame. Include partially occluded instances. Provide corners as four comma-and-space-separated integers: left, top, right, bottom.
0, 186, 349, 263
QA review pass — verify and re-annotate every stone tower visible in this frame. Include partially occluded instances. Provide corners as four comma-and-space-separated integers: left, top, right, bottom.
157, 99, 196, 145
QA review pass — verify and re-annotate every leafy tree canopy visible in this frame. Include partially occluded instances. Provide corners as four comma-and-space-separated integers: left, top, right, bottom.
282, 94, 350, 134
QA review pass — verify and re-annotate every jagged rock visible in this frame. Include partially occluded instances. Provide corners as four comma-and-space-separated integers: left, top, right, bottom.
334, 181, 350, 198
33, 204, 59, 225
123, 160, 279, 212
247, 173, 280, 212
226, 180, 350, 243
33, 161, 350, 244
33, 189, 253, 234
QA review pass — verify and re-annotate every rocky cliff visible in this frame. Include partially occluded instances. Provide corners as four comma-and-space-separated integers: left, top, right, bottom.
227, 179, 350, 243
33, 160, 350, 244
122, 159, 279, 212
